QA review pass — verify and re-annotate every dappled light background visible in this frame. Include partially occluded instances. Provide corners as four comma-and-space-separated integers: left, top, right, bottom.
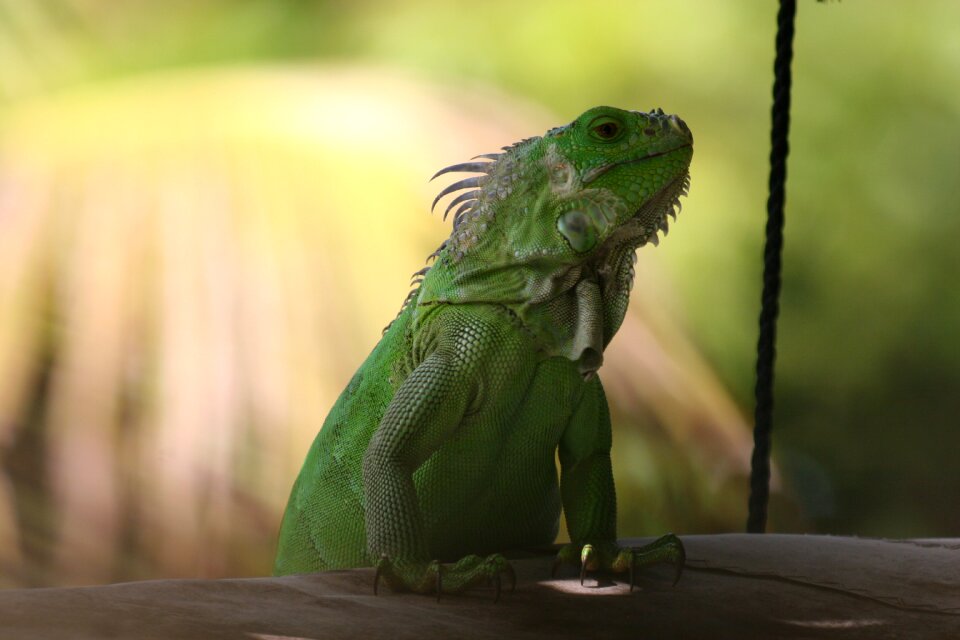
0, 1, 957, 587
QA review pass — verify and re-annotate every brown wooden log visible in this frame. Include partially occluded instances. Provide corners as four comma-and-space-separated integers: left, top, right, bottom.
0, 535, 957, 639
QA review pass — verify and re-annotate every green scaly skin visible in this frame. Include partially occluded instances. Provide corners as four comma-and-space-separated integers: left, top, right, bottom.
274, 106, 693, 598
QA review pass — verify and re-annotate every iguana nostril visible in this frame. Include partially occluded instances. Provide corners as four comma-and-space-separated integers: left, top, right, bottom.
645, 110, 691, 139
668, 115, 691, 138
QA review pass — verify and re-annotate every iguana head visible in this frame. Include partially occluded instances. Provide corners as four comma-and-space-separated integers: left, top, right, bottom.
415, 106, 693, 371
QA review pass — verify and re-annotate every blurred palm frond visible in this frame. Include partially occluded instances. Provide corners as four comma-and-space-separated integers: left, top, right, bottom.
0, 64, 755, 587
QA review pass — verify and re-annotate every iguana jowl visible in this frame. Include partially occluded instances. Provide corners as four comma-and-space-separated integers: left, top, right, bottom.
274, 106, 693, 597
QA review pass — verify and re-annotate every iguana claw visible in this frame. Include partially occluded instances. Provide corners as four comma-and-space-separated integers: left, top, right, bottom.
579, 547, 588, 586
490, 555, 516, 603
434, 560, 442, 602
671, 536, 686, 586
506, 562, 517, 592
373, 553, 388, 595
579, 543, 600, 586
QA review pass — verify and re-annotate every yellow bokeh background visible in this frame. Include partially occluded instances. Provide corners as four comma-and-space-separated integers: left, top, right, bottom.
1, 1, 958, 586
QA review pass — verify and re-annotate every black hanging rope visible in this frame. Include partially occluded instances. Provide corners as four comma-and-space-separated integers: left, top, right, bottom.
747, 0, 797, 534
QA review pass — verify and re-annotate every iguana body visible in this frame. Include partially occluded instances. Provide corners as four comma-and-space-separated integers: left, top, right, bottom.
274, 106, 693, 595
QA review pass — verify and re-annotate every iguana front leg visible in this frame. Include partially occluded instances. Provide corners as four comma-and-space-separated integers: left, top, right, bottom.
362, 344, 514, 599
554, 377, 685, 589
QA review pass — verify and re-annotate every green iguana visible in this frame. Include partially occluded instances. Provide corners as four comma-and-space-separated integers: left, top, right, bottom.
274, 105, 693, 599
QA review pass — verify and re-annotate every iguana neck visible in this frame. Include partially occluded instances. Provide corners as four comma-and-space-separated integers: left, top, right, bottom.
415, 239, 637, 373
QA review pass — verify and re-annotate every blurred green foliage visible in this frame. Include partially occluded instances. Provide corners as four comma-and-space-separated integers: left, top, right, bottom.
0, 0, 958, 587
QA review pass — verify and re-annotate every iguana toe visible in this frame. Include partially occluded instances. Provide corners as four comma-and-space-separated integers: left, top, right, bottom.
612, 534, 686, 590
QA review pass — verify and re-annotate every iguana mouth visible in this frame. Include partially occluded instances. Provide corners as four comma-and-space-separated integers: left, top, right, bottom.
620, 142, 693, 169
582, 143, 693, 185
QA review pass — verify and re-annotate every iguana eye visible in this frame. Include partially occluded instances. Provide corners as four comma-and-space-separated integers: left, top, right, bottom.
587, 116, 624, 142
557, 210, 598, 252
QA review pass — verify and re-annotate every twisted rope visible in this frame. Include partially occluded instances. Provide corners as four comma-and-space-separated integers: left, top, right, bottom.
747, 0, 797, 534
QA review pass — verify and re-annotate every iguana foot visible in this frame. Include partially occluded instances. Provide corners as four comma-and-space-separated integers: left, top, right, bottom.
552, 533, 685, 591
373, 553, 516, 602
